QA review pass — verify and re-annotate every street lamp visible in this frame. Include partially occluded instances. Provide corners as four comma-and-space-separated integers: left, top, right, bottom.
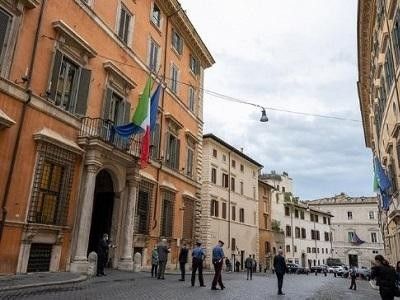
260, 108, 268, 122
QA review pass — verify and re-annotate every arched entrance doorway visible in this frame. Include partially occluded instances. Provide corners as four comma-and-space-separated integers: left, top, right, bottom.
87, 170, 114, 256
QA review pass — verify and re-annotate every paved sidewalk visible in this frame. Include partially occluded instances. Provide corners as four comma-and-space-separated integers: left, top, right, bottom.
0, 272, 87, 292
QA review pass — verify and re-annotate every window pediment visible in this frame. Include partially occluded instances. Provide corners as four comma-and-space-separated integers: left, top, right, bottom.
165, 112, 183, 130
33, 127, 84, 155
52, 20, 97, 59
103, 61, 137, 92
0, 108, 15, 129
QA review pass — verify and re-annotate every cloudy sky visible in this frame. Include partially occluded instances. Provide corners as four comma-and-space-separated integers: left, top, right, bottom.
180, 0, 373, 200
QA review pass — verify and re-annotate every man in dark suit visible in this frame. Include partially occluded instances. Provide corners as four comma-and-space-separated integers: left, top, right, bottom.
273, 249, 287, 295
178, 244, 189, 281
97, 233, 110, 276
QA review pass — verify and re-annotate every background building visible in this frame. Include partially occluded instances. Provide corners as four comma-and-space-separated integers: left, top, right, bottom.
307, 193, 384, 267
0, 0, 213, 274
358, 0, 400, 264
201, 134, 262, 269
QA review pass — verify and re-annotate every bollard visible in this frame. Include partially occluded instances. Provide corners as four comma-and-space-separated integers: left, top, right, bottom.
87, 251, 97, 276
133, 252, 142, 272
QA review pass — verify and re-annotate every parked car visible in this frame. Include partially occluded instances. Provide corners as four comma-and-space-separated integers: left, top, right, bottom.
357, 266, 371, 280
327, 266, 335, 273
337, 266, 349, 277
287, 263, 302, 274
332, 266, 342, 274
310, 265, 323, 273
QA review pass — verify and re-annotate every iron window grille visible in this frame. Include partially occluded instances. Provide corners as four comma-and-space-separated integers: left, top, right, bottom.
160, 190, 175, 237
28, 142, 76, 226
182, 198, 194, 240
135, 180, 154, 234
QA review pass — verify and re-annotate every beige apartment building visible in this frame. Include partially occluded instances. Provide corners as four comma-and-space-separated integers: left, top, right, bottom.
307, 193, 384, 268
358, 0, 400, 264
201, 134, 263, 269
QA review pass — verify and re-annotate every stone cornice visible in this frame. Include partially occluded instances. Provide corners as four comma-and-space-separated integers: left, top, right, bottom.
357, 0, 375, 148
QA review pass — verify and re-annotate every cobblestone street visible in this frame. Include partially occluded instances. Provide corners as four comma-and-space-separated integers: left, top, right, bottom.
0, 271, 380, 300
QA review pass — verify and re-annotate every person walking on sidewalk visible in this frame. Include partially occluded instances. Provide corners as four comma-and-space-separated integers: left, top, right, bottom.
211, 240, 225, 290
349, 266, 357, 290
191, 241, 206, 287
157, 239, 170, 280
273, 249, 287, 296
245, 255, 254, 280
371, 255, 398, 300
151, 246, 158, 278
178, 244, 189, 281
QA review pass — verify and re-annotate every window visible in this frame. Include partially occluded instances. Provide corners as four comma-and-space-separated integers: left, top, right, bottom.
286, 245, 290, 253
165, 131, 180, 170
213, 149, 217, 158
328, 218, 331, 225
240, 164, 244, 172
323, 217, 327, 224
210, 199, 219, 217
222, 154, 226, 162
222, 173, 229, 188
161, 190, 175, 237
151, 2, 161, 27
282, 187, 286, 193
300, 211, 304, 219
317, 248, 320, 253
307, 247, 311, 253
231, 177, 235, 192
239, 208, 245, 223
310, 214, 314, 222
295, 227, 300, 238
231, 238, 236, 250
348, 232, 354, 242
186, 145, 194, 177
311, 230, 320, 240
211, 168, 217, 184
324, 232, 330, 242
49, 50, 91, 116
295, 209, 299, 218
369, 211, 375, 219
150, 119, 160, 160
285, 206, 290, 216
240, 181, 244, 195
0, 8, 12, 73
188, 86, 195, 112
136, 181, 154, 234
189, 54, 200, 75
172, 29, 183, 54
301, 228, 306, 239
232, 160, 236, 168
294, 245, 297, 253
286, 225, 292, 237
312, 247, 316, 253
384, 46, 395, 91
28, 143, 76, 225
222, 202, 227, 219
265, 241, 271, 254
371, 232, 377, 243
170, 64, 179, 94
118, 5, 132, 44
314, 215, 319, 223
103, 88, 129, 125
264, 215, 268, 229
347, 211, 353, 220
393, 10, 400, 64
232, 206, 236, 221
149, 38, 160, 72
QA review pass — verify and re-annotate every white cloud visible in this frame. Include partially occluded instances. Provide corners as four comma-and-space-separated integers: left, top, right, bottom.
181, 0, 373, 199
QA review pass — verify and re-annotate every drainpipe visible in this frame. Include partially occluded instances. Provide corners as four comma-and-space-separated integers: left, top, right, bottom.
0, 0, 47, 242
228, 151, 231, 250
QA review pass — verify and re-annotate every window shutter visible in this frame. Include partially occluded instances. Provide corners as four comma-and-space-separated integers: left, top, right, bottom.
75, 68, 91, 116
0, 9, 11, 59
175, 139, 180, 170
123, 101, 131, 124
165, 132, 171, 162
102, 88, 113, 120
151, 123, 160, 159
49, 50, 63, 102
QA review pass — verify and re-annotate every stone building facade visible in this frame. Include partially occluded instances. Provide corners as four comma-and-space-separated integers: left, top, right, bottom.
0, 0, 213, 274
201, 134, 262, 269
307, 194, 384, 268
358, 0, 400, 265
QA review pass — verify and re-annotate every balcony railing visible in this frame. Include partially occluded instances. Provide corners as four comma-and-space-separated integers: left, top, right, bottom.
79, 117, 141, 158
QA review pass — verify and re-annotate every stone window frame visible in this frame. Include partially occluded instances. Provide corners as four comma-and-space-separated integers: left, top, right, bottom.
135, 180, 155, 235
116, 2, 134, 46
150, 1, 163, 29
160, 189, 175, 238
148, 36, 160, 72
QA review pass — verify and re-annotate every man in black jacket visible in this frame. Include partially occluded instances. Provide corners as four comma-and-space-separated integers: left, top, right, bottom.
178, 244, 189, 281
273, 249, 287, 295
97, 233, 110, 276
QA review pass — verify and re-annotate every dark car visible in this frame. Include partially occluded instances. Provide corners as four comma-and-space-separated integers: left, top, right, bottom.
310, 265, 323, 273
286, 263, 307, 274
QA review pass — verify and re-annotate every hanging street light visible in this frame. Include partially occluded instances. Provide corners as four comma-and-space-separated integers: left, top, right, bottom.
260, 107, 268, 122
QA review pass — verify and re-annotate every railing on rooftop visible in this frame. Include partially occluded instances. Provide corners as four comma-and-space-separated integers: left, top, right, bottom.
79, 117, 141, 158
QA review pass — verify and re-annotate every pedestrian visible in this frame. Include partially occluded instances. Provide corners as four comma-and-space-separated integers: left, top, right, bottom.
370, 255, 398, 300
97, 233, 111, 276
396, 261, 400, 287
191, 241, 206, 287
253, 256, 257, 273
151, 246, 158, 278
225, 258, 231, 272
323, 267, 328, 277
245, 254, 253, 280
178, 243, 188, 281
273, 249, 287, 296
211, 240, 225, 290
235, 260, 241, 272
349, 266, 357, 290
157, 238, 170, 280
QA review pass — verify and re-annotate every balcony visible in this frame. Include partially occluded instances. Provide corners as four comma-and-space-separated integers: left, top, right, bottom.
79, 117, 141, 158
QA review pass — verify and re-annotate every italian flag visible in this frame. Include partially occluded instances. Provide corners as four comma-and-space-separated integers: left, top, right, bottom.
132, 77, 161, 168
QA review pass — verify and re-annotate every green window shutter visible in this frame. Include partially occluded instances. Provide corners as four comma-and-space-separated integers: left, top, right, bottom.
123, 101, 131, 124
102, 88, 113, 121
151, 123, 160, 160
175, 139, 180, 170
49, 50, 63, 102
0, 9, 11, 61
75, 68, 91, 116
